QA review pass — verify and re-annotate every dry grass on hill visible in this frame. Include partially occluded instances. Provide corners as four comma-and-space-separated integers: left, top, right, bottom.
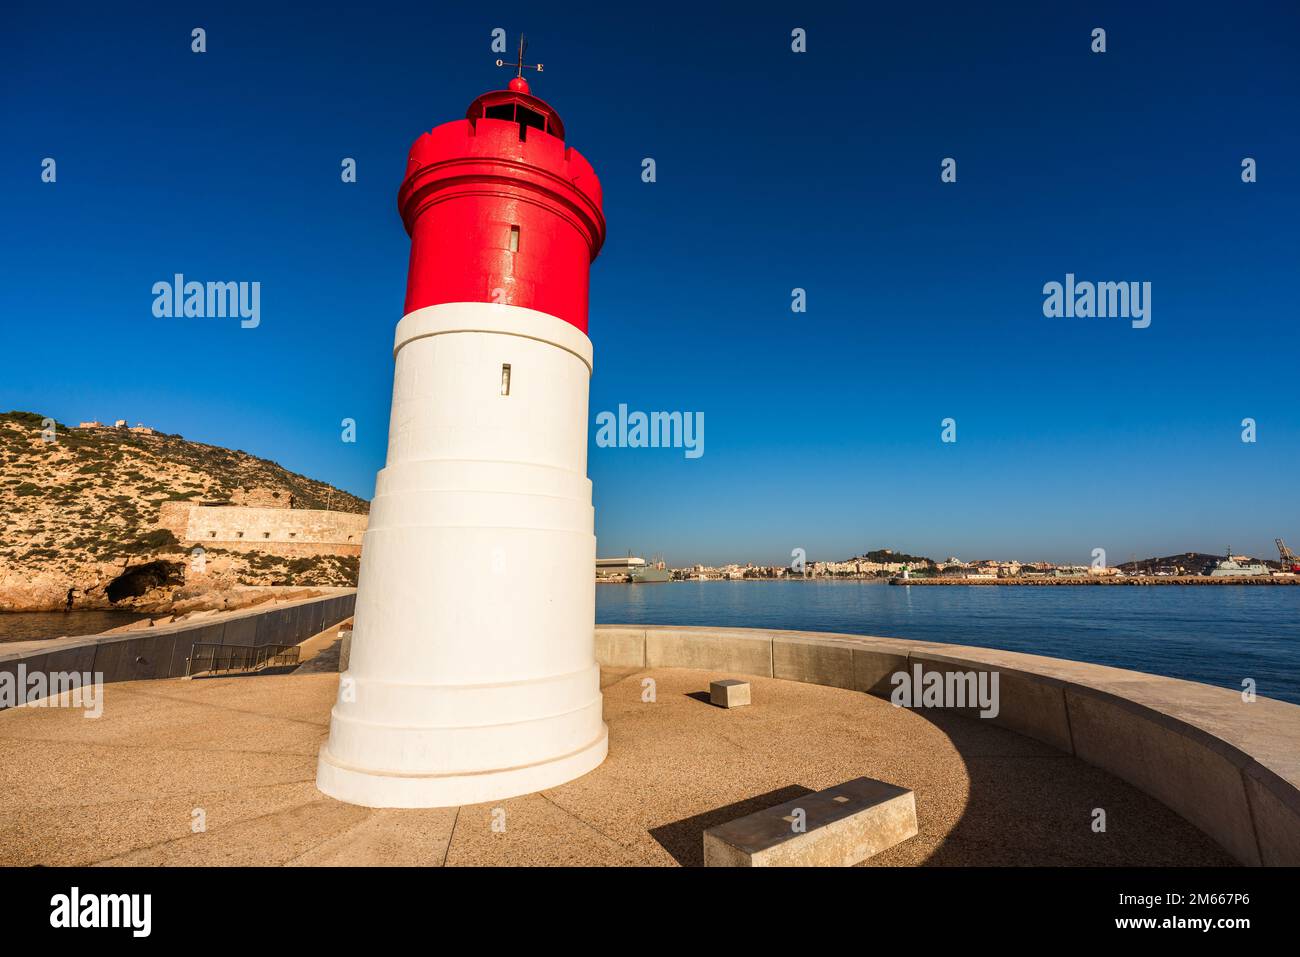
0, 411, 367, 610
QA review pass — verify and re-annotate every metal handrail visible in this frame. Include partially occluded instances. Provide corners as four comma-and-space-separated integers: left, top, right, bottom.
185, 642, 300, 677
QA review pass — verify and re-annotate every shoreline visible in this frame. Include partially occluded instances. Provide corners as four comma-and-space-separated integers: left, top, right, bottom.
601, 576, 1298, 586
889, 575, 1298, 586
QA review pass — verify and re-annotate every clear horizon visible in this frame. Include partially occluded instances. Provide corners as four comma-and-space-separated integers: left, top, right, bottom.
4, 2, 1297, 567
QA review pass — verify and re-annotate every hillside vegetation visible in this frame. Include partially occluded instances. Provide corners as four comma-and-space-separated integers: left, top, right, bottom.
0, 411, 368, 611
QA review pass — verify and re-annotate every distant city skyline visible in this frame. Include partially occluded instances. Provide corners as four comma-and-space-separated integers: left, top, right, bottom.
4, 3, 1297, 567
631, 545, 1286, 572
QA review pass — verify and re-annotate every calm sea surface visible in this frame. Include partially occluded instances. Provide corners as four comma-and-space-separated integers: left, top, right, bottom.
0, 611, 151, 643
597, 581, 1300, 704
5, 585, 1296, 705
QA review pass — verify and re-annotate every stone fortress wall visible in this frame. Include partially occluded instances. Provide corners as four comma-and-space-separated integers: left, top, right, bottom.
158, 501, 367, 558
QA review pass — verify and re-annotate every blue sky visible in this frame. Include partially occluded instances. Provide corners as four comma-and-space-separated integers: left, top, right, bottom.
3, 1, 1297, 566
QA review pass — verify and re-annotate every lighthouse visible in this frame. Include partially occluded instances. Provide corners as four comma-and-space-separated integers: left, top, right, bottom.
316, 41, 608, 808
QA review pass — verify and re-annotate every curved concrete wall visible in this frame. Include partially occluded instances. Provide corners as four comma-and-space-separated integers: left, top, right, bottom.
0, 590, 356, 699
596, 625, 1300, 866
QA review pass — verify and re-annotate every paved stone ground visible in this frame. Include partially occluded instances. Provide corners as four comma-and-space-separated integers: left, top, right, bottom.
0, 667, 1233, 866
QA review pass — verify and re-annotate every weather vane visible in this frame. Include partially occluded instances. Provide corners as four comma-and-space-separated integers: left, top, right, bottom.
496, 33, 543, 78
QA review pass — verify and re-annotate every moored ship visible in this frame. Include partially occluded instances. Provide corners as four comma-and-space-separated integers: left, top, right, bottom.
1208, 548, 1271, 577
630, 558, 671, 583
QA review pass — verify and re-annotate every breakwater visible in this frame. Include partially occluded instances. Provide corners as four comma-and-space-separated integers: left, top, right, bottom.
0, 590, 355, 705
596, 579, 1300, 704
890, 576, 1295, 586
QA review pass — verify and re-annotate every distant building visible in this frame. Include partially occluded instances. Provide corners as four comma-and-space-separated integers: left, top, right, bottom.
595, 556, 646, 580
596, 556, 671, 583
1054, 565, 1090, 577
76, 421, 158, 431
76, 418, 154, 432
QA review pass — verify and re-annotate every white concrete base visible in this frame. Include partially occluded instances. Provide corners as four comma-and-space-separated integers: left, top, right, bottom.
317, 725, 608, 809
316, 301, 607, 809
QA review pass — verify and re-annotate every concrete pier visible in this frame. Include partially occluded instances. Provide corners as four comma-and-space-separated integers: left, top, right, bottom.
0, 666, 1229, 866
2, 620, 1295, 865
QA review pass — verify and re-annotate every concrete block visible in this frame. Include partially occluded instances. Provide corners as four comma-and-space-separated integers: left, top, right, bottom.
594, 627, 646, 668
772, 635, 855, 690
646, 629, 772, 676
704, 776, 918, 867
710, 679, 751, 708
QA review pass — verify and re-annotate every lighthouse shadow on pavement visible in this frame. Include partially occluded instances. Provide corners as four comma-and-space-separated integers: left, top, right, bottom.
648, 785, 815, 866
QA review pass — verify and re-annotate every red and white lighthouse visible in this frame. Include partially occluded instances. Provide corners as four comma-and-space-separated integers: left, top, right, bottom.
316, 47, 608, 808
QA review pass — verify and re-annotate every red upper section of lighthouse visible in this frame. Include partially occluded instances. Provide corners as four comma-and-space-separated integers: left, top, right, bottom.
397, 84, 605, 334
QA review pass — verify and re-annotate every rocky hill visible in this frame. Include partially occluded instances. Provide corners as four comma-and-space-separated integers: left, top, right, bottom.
0, 411, 369, 611
853, 548, 935, 566
1114, 552, 1277, 575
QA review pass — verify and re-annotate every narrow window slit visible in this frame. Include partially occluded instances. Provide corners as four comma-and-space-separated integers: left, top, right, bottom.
500, 363, 512, 396
509, 225, 520, 252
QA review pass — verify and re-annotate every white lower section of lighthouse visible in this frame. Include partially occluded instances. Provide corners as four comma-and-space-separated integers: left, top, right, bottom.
316, 301, 608, 808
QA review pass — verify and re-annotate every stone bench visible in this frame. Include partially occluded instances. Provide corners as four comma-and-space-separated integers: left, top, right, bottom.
703, 776, 918, 866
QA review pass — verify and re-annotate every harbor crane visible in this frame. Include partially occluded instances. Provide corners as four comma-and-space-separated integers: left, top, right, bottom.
1277, 539, 1300, 574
